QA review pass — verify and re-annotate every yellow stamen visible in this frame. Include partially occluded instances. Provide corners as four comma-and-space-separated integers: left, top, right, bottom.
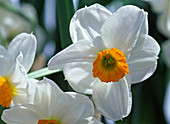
38, 119, 61, 124
0, 76, 17, 108
92, 48, 129, 83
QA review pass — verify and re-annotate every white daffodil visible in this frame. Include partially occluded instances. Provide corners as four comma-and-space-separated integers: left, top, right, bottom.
48, 4, 160, 120
2, 77, 102, 124
144, 0, 170, 37
0, 33, 37, 108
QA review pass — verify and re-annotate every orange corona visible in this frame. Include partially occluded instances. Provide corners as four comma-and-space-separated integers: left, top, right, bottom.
92, 48, 129, 82
38, 119, 61, 124
0, 76, 17, 108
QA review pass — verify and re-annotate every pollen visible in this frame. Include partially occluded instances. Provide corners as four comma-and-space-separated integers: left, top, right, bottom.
38, 119, 61, 124
0, 76, 17, 108
92, 48, 129, 83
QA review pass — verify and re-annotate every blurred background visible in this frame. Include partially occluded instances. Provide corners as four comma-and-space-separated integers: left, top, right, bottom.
0, 0, 169, 124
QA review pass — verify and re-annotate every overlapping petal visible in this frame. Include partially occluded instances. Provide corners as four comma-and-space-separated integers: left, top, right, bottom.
50, 92, 95, 124
70, 4, 112, 43
2, 104, 45, 124
48, 39, 98, 69
63, 62, 96, 94
8, 33, 37, 72
12, 79, 38, 105
0, 33, 37, 107
92, 78, 131, 121
2, 78, 99, 124
127, 35, 160, 84
9, 52, 27, 83
100, 5, 147, 57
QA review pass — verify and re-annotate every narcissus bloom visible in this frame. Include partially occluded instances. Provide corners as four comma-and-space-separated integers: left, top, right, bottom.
48, 4, 160, 120
2, 78, 102, 124
0, 33, 37, 108
144, 0, 170, 37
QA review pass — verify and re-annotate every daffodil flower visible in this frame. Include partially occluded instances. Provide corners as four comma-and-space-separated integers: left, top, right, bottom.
48, 4, 160, 120
2, 77, 102, 124
0, 33, 37, 108
144, 0, 170, 37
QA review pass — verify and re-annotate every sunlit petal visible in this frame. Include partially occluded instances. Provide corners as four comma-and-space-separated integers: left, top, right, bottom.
70, 3, 112, 43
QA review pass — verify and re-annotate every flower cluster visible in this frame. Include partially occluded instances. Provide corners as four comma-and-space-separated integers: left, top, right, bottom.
0, 3, 160, 124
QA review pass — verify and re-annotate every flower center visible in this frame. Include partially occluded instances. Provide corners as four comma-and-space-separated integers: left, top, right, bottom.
38, 120, 61, 124
0, 76, 17, 108
92, 48, 129, 82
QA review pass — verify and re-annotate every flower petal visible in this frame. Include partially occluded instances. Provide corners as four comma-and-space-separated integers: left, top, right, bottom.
49, 92, 94, 124
48, 39, 98, 70
92, 78, 131, 121
8, 33, 37, 72
70, 3, 112, 43
127, 35, 160, 84
2, 104, 44, 124
162, 40, 170, 68
12, 79, 37, 105
86, 118, 103, 124
63, 62, 96, 94
27, 77, 63, 114
100, 5, 147, 56
8, 52, 27, 84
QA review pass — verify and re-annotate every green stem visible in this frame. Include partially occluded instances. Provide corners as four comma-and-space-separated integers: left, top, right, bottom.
28, 67, 62, 79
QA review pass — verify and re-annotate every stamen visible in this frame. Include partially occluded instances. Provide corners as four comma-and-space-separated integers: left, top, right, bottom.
38, 119, 61, 124
92, 48, 129, 83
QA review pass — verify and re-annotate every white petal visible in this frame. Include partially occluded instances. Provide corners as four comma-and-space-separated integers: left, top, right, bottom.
12, 79, 37, 105
92, 78, 131, 121
8, 52, 27, 84
70, 3, 112, 43
2, 104, 44, 124
49, 92, 94, 124
127, 35, 160, 84
162, 40, 170, 68
86, 118, 103, 124
48, 39, 98, 70
27, 77, 63, 114
64, 62, 96, 94
100, 5, 147, 56
8, 33, 37, 72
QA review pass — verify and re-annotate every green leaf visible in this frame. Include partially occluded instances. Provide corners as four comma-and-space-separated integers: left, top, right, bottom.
0, 106, 6, 124
28, 67, 62, 79
78, 0, 113, 9
56, 0, 75, 49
